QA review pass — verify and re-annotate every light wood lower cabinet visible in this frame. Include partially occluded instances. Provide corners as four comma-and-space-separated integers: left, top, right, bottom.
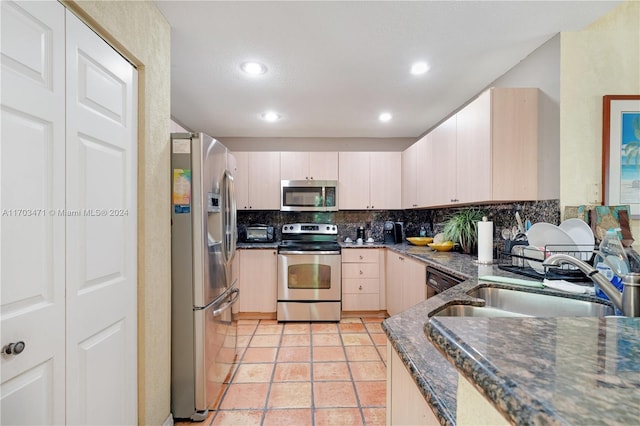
341, 248, 385, 311
387, 342, 439, 425
385, 252, 427, 316
237, 249, 278, 313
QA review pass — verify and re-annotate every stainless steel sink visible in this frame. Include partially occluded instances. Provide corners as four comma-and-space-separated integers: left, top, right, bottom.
468, 287, 614, 317
431, 287, 615, 318
433, 304, 531, 318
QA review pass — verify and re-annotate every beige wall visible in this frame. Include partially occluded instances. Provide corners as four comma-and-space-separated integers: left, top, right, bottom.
561, 0, 640, 250
63, 1, 172, 424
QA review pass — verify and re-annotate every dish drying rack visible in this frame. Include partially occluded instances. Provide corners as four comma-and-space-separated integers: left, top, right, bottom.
498, 242, 595, 282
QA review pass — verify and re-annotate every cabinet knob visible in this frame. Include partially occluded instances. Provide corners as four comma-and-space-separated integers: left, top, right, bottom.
3, 341, 25, 356
359, 255, 363, 260
359, 270, 363, 275
399, 256, 404, 261
371, 205, 374, 209
358, 285, 363, 290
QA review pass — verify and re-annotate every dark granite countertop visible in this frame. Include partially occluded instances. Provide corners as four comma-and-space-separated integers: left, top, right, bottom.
379, 243, 638, 426
426, 316, 640, 425
236, 242, 279, 249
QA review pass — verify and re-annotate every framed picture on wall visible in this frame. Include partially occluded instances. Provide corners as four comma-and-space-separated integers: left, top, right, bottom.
602, 95, 640, 218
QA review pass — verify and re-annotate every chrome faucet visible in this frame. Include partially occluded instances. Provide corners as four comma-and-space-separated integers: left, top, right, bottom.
542, 253, 640, 317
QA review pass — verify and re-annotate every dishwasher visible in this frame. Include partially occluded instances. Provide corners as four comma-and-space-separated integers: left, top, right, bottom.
426, 265, 465, 296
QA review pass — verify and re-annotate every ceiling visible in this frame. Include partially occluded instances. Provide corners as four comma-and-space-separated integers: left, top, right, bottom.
155, 1, 620, 139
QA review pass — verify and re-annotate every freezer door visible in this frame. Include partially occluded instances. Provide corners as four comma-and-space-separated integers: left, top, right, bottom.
193, 283, 239, 414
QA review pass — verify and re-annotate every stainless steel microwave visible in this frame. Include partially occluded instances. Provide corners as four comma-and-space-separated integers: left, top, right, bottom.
280, 180, 338, 212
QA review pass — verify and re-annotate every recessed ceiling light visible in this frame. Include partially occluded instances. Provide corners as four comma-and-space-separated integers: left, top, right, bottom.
261, 111, 281, 122
410, 61, 430, 75
379, 112, 392, 122
241, 61, 267, 75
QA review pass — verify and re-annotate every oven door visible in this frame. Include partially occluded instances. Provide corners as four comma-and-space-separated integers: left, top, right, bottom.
278, 253, 341, 301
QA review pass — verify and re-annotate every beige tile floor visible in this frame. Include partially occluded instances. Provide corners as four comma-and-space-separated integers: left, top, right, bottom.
177, 317, 387, 426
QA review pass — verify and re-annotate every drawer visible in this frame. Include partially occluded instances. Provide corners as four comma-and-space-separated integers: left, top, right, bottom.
342, 293, 380, 311
343, 278, 379, 294
342, 263, 379, 279
342, 248, 380, 263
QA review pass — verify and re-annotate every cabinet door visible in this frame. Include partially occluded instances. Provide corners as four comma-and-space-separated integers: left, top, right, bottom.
338, 152, 370, 209
401, 257, 427, 311
385, 253, 404, 316
238, 250, 277, 313
309, 152, 338, 180
370, 152, 401, 210
280, 151, 309, 180
232, 152, 250, 210
427, 115, 457, 206
456, 91, 491, 204
248, 152, 280, 210
491, 88, 539, 201
388, 344, 439, 426
416, 135, 432, 207
402, 142, 419, 208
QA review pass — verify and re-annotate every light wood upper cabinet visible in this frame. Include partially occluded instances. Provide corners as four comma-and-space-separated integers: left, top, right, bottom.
370, 152, 401, 210
232, 151, 281, 210
339, 151, 401, 210
456, 90, 491, 203
280, 151, 338, 181
489, 88, 539, 201
401, 142, 419, 209
404, 87, 540, 209
426, 115, 457, 206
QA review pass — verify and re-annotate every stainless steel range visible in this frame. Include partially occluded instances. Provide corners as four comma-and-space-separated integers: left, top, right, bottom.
277, 223, 341, 321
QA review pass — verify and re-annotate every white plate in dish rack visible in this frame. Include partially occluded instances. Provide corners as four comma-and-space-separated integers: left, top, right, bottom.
523, 245, 546, 274
526, 222, 577, 252
559, 218, 595, 260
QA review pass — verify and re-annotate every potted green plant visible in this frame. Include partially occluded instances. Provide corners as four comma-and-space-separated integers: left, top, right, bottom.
442, 208, 486, 254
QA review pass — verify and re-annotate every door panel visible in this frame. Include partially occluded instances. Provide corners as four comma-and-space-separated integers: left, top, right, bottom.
65, 10, 137, 425
1, 1, 66, 424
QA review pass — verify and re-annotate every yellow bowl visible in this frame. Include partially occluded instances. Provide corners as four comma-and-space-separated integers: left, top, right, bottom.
428, 241, 454, 252
406, 237, 434, 246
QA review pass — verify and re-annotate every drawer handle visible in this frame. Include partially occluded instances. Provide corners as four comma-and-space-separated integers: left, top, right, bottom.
359, 285, 363, 290
359, 255, 363, 260
359, 270, 363, 275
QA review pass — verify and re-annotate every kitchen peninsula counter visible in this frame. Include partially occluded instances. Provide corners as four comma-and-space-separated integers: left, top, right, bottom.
378, 243, 639, 426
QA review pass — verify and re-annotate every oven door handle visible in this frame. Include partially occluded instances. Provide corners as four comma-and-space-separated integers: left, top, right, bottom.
278, 250, 341, 255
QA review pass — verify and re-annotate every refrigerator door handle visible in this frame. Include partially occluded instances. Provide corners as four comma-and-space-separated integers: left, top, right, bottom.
211, 287, 239, 317
222, 169, 237, 265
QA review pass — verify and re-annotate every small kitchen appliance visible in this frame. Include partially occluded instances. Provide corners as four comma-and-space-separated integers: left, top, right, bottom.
394, 222, 404, 243
280, 180, 338, 212
277, 223, 341, 321
383, 221, 396, 243
243, 224, 275, 242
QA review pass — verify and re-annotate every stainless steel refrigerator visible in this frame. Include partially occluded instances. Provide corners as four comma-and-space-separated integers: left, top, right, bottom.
170, 132, 239, 421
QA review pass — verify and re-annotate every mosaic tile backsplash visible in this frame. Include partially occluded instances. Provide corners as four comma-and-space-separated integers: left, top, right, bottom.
238, 200, 560, 251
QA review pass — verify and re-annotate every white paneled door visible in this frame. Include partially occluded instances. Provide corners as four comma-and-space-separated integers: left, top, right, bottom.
1, 2, 138, 425
65, 10, 137, 425
1, 1, 66, 424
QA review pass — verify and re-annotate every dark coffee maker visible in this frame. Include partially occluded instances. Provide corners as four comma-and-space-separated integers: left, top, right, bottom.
383, 221, 395, 243
357, 226, 365, 241
393, 222, 404, 243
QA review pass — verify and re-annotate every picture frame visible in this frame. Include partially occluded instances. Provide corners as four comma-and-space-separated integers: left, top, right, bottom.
602, 95, 640, 218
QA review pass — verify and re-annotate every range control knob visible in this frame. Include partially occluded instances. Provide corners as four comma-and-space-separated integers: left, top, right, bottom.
3, 341, 25, 356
